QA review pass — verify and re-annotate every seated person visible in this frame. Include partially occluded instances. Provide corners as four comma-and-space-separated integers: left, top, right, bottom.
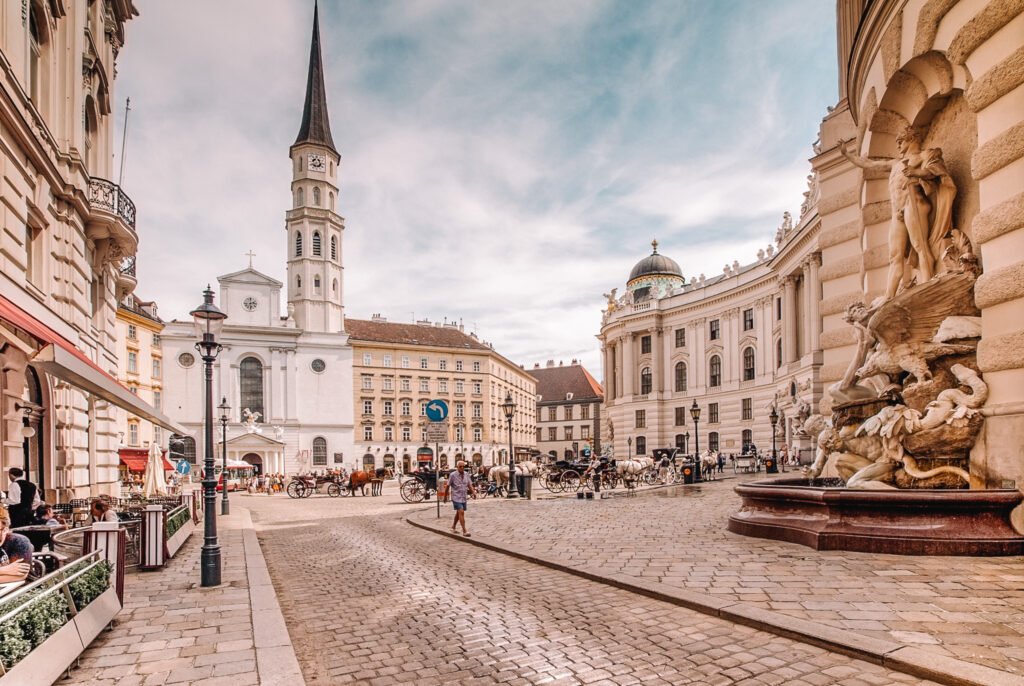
0, 510, 31, 583
89, 500, 119, 524
33, 504, 64, 527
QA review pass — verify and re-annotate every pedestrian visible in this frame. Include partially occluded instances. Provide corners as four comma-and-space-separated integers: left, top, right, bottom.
658, 453, 670, 484
447, 460, 475, 537
0, 510, 31, 583
717, 453, 725, 473
4, 467, 41, 528
88, 500, 119, 525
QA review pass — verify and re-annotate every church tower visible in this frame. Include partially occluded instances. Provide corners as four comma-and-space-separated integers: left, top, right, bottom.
287, 1, 345, 334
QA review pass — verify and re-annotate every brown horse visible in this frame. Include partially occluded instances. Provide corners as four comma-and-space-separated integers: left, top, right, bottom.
347, 470, 371, 496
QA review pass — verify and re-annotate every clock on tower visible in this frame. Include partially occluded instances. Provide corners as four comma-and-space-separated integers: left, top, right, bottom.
307, 153, 326, 172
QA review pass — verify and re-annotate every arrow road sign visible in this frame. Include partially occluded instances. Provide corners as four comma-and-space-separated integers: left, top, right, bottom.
175, 460, 191, 475
425, 399, 449, 422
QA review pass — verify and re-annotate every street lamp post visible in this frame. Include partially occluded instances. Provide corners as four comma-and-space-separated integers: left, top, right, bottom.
190, 286, 227, 587
684, 431, 690, 455
690, 400, 702, 483
768, 405, 780, 473
218, 397, 231, 515
500, 393, 518, 498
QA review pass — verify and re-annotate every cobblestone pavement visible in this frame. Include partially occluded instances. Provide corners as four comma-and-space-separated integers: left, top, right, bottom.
249, 495, 940, 685
407, 472, 1024, 678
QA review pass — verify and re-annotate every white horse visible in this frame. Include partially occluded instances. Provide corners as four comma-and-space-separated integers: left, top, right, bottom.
616, 457, 653, 478
489, 461, 539, 491
701, 452, 718, 480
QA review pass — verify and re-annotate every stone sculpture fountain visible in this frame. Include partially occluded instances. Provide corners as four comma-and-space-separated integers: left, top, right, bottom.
728, 127, 1024, 555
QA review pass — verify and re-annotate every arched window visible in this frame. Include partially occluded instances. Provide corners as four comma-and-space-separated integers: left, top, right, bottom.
709, 355, 722, 387
640, 367, 652, 395
314, 275, 321, 292
312, 231, 322, 256
239, 357, 264, 421
172, 435, 197, 464
295, 187, 304, 207
312, 437, 327, 465
295, 232, 303, 257
709, 431, 720, 452
330, 235, 337, 261
635, 436, 647, 455
743, 347, 755, 381
296, 275, 302, 289
742, 429, 753, 453
674, 362, 687, 392
675, 433, 687, 450
332, 278, 338, 293
28, 6, 44, 104
776, 339, 783, 369
313, 187, 321, 206
329, 191, 335, 211
84, 95, 99, 171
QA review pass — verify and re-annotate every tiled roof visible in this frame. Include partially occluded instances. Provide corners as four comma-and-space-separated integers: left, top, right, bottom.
345, 319, 491, 351
529, 365, 604, 404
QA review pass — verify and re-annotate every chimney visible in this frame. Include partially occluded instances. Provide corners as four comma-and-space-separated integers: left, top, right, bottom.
559, 360, 564, 366
371, 313, 387, 323
534, 363, 540, 369
571, 358, 578, 365
546, 360, 555, 368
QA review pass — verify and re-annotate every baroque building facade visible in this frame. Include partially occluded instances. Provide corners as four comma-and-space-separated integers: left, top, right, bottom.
529, 360, 603, 460
599, 223, 823, 461
114, 294, 164, 451
0, 1, 181, 500
347, 315, 537, 474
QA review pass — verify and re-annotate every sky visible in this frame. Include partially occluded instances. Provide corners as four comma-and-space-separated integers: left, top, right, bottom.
116, 0, 837, 375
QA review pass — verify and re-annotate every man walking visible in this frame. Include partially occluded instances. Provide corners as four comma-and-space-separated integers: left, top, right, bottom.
448, 460, 475, 537
5, 468, 40, 528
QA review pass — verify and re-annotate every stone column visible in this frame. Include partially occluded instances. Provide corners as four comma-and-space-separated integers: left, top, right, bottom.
808, 253, 821, 352
622, 334, 635, 397
801, 261, 813, 357
653, 328, 664, 394
285, 349, 297, 420
692, 319, 704, 390
784, 276, 798, 364
268, 349, 281, 421
662, 327, 674, 394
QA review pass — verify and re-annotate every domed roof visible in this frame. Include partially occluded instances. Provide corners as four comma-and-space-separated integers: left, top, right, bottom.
629, 240, 683, 281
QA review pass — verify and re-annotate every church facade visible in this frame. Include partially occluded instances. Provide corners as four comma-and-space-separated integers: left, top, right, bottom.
160, 4, 354, 475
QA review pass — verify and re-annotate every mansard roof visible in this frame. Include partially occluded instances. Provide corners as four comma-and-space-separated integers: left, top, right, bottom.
529, 364, 604, 404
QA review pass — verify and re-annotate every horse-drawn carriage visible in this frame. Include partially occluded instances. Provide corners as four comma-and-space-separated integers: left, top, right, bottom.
400, 469, 439, 503
286, 473, 337, 498
286, 469, 380, 498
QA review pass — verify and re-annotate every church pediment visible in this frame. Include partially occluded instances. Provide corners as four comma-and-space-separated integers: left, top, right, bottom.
227, 432, 285, 448
218, 268, 283, 288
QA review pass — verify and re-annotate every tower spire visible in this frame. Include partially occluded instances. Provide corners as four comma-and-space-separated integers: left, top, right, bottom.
293, 1, 337, 154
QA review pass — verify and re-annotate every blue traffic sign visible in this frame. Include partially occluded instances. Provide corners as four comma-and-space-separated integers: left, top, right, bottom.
425, 399, 449, 422
175, 460, 192, 475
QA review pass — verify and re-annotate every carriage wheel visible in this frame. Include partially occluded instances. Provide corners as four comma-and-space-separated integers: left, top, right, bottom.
327, 483, 341, 498
544, 473, 563, 493
400, 480, 425, 504
286, 481, 305, 499
562, 470, 581, 492
302, 482, 316, 497
643, 469, 658, 486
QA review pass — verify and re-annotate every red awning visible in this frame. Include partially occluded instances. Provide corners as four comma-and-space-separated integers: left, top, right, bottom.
118, 449, 173, 473
0, 293, 187, 435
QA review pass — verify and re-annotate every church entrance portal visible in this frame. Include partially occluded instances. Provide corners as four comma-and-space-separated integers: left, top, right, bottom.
242, 453, 263, 475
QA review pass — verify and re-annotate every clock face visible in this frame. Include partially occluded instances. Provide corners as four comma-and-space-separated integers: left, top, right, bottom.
243, 297, 258, 312
307, 153, 326, 172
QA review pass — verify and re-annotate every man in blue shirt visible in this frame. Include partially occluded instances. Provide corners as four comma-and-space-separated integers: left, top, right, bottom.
448, 461, 475, 537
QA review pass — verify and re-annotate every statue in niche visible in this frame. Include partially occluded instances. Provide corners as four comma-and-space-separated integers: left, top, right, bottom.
840, 126, 957, 303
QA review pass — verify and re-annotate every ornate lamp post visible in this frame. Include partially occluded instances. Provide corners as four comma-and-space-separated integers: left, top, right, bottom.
684, 431, 690, 455
500, 393, 518, 498
627, 436, 632, 460
690, 400, 702, 483
190, 286, 227, 587
218, 397, 231, 515
767, 405, 780, 474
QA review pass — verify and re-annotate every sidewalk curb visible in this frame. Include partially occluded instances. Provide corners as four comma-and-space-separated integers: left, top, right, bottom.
236, 507, 306, 685
407, 511, 1024, 686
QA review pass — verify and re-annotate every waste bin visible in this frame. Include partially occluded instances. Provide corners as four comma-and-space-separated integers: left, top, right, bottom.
515, 474, 533, 500
764, 456, 778, 474
682, 461, 695, 485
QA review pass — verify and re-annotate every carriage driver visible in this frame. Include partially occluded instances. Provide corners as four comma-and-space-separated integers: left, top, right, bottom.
448, 461, 475, 537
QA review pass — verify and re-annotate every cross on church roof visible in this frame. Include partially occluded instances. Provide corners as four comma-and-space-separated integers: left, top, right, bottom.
651, 239, 659, 254
245, 250, 256, 268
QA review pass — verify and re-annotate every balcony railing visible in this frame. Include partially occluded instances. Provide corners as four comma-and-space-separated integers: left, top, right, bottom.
120, 255, 137, 277
89, 178, 137, 229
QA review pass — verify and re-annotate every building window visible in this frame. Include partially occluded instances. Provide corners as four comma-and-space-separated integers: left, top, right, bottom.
776, 339, 783, 369
472, 403, 482, 419
296, 275, 302, 289
313, 437, 327, 465
400, 377, 411, 392
564, 405, 574, 421
401, 400, 411, 416
454, 403, 465, 418
438, 359, 447, 371
640, 367, 652, 395
363, 426, 373, 441
548, 407, 557, 421
361, 375, 372, 390
312, 231, 322, 256
127, 324, 137, 340
743, 347, 755, 381
401, 356, 410, 368
420, 427, 428, 442
548, 427, 557, 441
127, 352, 138, 374
675, 407, 686, 426
581, 426, 590, 440
675, 433, 686, 450
709, 402, 720, 424
402, 426, 412, 441
635, 410, 646, 428
128, 423, 139, 446
419, 379, 429, 392
28, 9, 42, 103
473, 428, 482, 441
154, 391, 162, 410
674, 362, 687, 392
420, 357, 428, 369
709, 432, 720, 452
675, 328, 686, 347
152, 359, 161, 379
439, 380, 448, 393
154, 426, 162, 445
420, 401, 428, 416
152, 334, 161, 349
455, 380, 464, 394
330, 235, 338, 261
313, 275, 321, 292
313, 187, 321, 206
742, 397, 752, 421
384, 426, 394, 442
362, 353, 372, 366
472, 381, 481, 394
383, 400, 393, 416
363, 400, 373, 415
456, 360, 464, 371
473, 361, 481, 372
709, 355, 722, 387
777, 297, 782, 320
709, 320, 720, 340
742, 429, 753, 452
295, 232, 303, 256
564, 427, 573, 441
172, 435, 197, 464
581, 404, 590, 420
295, 187, 304, 207
641, 335, 652, 354
383, 354, 392, 368
743, 308, 754, 331
635, 436, 647, 455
